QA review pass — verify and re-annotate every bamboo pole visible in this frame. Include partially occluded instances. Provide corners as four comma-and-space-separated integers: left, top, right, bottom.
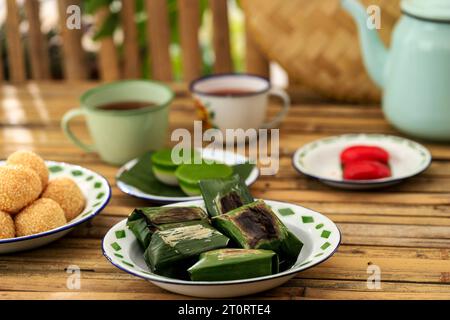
5, 0, 26, 83
57, 0, 87, 81
244, 11, 270, 78
210, 0, 233, 73
146, 0, 172, 81
24, 0, 50, 80
121, 0, 141, 78
178, 0, 202, 82
95, 7, 120, 81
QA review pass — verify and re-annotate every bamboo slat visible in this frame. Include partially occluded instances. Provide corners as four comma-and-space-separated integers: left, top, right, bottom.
0, 289, 449, 300
178, 0, 202, 82
146, 0, 173, 81
210, 0, 233, 73
95, 7, 120, 81
244, 13, 270, 78
24, 0, 50, 80
0, 32, 4, 82
5, 0, 27, 83
57, 0, 87, 80
121, 0, 141, 78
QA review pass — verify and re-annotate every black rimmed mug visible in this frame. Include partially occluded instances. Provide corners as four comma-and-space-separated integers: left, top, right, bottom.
190, 74, 290, 131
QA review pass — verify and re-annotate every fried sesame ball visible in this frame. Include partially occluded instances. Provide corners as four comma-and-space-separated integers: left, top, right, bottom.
0, 211, 15, 239
7, 150, 49, 187
0, 165, 42, 213
15, 198, 67, 237
41, 178, 86, 221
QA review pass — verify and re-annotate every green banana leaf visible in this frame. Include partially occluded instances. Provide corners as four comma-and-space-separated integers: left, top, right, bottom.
127, 206, 208, 249
188, 249, 279, 281
199, 175, 254, 217
117, 152, 255, 197
144, 221, 230, 279
281, 230, 304, 262
127, 213, 151, 250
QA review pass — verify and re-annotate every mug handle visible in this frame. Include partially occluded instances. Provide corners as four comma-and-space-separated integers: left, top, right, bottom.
261, 87, 291, 129
62, 109, 97, 153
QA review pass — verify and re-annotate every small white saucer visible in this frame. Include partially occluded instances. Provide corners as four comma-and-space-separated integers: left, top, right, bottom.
292, 134, 432, 190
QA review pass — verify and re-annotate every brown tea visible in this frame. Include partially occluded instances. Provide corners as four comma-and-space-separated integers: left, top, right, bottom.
97, 101, 156, 111
206, 88, 257, 96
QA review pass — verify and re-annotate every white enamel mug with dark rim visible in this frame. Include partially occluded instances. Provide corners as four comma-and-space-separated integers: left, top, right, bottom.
190, 74, 291, 131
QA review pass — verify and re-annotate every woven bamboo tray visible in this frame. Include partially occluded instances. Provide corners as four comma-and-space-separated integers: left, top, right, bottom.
242, 0, 401, 103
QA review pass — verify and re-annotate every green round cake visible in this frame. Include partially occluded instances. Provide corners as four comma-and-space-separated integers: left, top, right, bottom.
175, 163, 233, 196
151, 149, 199, 186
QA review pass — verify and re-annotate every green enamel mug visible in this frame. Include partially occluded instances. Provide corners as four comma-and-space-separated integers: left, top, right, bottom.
62, 80, 174, 165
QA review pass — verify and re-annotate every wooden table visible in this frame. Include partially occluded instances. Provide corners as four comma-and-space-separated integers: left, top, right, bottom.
1, 82, 449, 300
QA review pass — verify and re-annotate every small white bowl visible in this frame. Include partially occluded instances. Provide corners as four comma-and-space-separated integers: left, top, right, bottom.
102, 199, 341, 298
292, 134, 432, 190
116, 148, 260, 203
0, 161, 111, 254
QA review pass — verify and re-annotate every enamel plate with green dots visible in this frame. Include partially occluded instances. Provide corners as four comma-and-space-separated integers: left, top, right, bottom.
0, 160, 111, 254
102, 199, 341, 298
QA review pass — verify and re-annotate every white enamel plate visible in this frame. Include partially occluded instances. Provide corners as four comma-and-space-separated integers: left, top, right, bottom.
103, 199, 341, 298
0, 161, 111, 254
292, 134, 432, 190
116, 148, 260, 203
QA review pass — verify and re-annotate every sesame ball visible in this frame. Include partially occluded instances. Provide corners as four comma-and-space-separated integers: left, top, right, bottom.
7, 150, 49, 187
15, 198, 67, 237
0, 165, 42, 213
0, 211, 15, 239
41, 178, 86, 221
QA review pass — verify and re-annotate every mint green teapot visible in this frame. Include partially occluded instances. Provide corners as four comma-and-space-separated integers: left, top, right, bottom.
342, 0, 450, 141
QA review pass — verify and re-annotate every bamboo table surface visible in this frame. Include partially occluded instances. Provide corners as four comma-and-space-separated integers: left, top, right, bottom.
0, 82, 449, 300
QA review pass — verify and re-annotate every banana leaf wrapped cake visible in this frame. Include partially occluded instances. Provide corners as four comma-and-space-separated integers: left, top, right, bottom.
144, 221, 229, 278
126, 175, 304, 281
212, 200, 303, 266
127, 206, 208, 249
199, 174, 254, 217
188, 249, 278, 281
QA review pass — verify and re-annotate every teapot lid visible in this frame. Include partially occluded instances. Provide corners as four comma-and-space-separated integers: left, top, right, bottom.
402, 0, 450, 22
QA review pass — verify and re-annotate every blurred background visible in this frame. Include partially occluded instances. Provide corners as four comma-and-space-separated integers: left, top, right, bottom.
0, 0, 404, 103
0, 0, 288, 86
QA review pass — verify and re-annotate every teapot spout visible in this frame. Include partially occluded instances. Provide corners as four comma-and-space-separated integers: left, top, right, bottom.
341, 0, 387, 88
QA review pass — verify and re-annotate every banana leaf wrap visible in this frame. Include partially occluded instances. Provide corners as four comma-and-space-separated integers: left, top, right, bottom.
127, 206, 208, 249
212, 200, 303, 263
199, 174, 254, 217
188, 249, 279, 281
144, 221, 230, 279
